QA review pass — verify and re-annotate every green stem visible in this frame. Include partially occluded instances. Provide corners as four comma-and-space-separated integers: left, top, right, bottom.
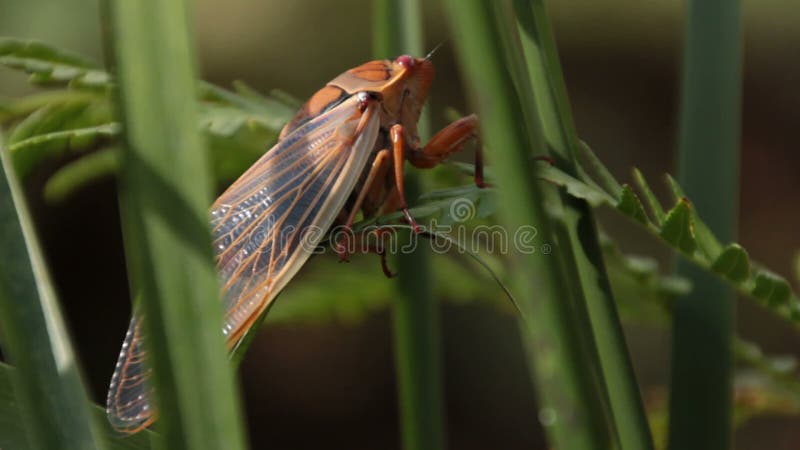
374, 1, 444, 449
444, 2, 613, 448
104, 0, 247, 448
514, 1, 653, 448
668, 0, 741, 449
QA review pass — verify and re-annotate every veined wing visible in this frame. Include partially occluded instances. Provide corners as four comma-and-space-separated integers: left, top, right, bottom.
212, 93, 378, 343
107, 94, 380, 432
106, 315, 152, 432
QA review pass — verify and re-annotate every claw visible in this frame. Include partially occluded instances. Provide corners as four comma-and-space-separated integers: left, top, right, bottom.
378, 249, 397, 278
402, 208, 422, 234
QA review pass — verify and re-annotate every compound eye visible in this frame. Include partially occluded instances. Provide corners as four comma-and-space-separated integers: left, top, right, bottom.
396, 55, 415, 69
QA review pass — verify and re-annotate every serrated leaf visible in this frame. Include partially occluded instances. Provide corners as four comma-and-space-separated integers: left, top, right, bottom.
43, 148, 120, 203
691, 219, 724, 260
0, 90, 102, 123
752, 271, 791, 307
0, 38, 96, 69
0, 38, 111, 88
539, 164, 615, 207
577, 140, 623, 197
664, 173, 686, 201
8, 123, 120, 177
664, 173, 723, 259
197, 103, 283, 137
616, 184, 648, 224
659, 199, 697, 254
198, 81, 295, 120
711, 244, 750, 282
632, 167, 664, 225
8, 100, 102, 145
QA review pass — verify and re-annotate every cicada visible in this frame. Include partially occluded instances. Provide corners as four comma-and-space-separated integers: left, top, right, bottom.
106, 54, 483, 433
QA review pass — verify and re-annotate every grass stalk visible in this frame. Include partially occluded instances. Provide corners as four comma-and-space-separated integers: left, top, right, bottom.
373, 1, 445, 449
104, 0, 247, 448
444, 1, 615, 448
513, 1, 654, 448
0, 360, 157, 450
0, 132, 106, 450
668, 0, 742, 449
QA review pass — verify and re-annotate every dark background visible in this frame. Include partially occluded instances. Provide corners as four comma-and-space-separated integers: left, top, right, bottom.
1, 0, 799, 448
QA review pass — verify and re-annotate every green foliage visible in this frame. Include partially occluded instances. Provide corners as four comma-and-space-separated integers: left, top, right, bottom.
0, 38, 110, 88
659, 199, 697, 255
11, 123, 118, 176
373, 2, 445, 449
0, 131, 105, 450
712, 244, 750, 283
752, 270, 792, 308
544, 149, 800, 328
44, 146, 119, 202
446, 2, 621, 448
0, 38, 294, 202
617, 184, 648, 224
0, 362, 155, 450
104, 0, 246, 446
633, 167, 665, 225
513, 0, 653, 447
669, 1, 741, 443
1, 31, 799, 450
2, 38, 798, 339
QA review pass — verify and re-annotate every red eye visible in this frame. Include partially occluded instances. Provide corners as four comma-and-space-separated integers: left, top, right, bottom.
396, 55, 415, 69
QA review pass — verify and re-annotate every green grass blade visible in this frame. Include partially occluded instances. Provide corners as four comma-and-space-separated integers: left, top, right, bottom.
668, 1, 742, 449
539, 160, 800, 330
373, 1, 445, 449
0, 132, 106, 450
444, 2, 614, 448
104, 0, 247, 448
513, 1, 654, 448
0, 362, 155, 450
0, 365, 29, 450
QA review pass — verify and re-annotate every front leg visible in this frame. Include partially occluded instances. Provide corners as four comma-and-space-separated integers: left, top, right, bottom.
390, 124, 423, 233
406, 114, 487, 187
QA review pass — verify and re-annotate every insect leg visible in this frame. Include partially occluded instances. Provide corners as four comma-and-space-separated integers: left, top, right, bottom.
335, 148, 392, 262
390, 124, 423, 233
363, 227, 398, 278
406, 114, 487, 187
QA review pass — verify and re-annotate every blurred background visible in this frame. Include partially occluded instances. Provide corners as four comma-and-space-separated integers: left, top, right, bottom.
1, 0, 799, 448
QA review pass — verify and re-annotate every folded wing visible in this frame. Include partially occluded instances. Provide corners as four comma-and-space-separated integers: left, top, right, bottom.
107, 94, 379, 432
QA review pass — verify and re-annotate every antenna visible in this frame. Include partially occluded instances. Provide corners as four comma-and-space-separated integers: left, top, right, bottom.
425, 40, 447, 60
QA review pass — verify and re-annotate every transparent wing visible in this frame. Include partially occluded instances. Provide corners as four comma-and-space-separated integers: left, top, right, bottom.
106, 316, 154, 432
107, 94, 380, 432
